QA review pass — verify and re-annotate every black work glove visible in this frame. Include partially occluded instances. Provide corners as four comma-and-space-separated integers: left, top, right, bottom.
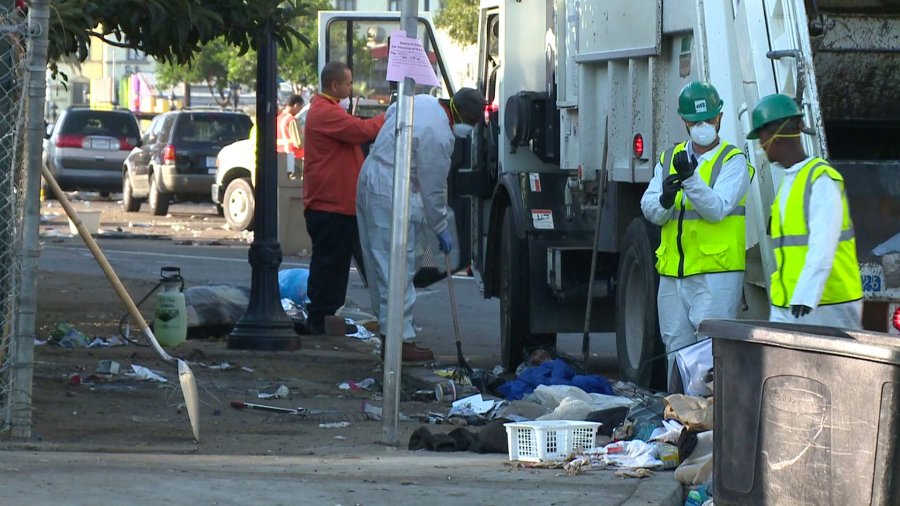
673, 151, 698, 179
659, 173, 683, 209
791, 305, 812, 318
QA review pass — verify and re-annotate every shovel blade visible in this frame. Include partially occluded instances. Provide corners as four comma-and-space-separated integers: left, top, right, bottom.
178, 360, 200, 442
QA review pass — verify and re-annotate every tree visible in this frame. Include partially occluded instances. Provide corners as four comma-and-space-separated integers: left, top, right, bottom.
434, 0, 478, 46
46, 0, 311, 71
154, 0, 330, 101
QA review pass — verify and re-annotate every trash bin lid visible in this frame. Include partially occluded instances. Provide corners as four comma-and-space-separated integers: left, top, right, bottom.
700, 319, 900, 366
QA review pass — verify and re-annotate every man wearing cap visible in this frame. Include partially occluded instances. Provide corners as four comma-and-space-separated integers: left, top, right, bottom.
357, 88, 486, 363
640, 81, 754, 388
747, 94, 862, 328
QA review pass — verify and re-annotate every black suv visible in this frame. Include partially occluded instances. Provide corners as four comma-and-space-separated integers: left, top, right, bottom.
44, 108, 141, 194
123, 110, 253, 215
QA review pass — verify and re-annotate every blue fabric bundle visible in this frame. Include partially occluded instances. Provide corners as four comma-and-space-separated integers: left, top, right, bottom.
498, 359, 614, 400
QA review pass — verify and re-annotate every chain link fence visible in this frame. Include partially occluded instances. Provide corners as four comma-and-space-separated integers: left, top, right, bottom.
0, 5, 32, 434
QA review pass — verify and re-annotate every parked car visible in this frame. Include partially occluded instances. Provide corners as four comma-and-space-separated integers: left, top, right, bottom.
212, 104, 308, 230
43, 107, 141, 195
123, 110, 253, 215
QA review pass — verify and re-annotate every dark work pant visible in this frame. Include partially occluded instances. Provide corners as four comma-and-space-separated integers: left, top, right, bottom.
305, 208, 358, 327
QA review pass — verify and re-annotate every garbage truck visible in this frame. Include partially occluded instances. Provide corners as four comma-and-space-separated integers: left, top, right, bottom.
320, 1, 900, 386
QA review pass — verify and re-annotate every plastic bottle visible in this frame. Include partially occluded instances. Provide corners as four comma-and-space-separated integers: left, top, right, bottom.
154, 267, 187, 347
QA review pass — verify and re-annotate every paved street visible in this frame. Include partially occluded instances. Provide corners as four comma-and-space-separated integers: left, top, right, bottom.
38, 198, 619, 368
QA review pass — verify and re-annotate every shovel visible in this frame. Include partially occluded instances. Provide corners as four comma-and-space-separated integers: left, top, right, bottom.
41, 166, 201, 442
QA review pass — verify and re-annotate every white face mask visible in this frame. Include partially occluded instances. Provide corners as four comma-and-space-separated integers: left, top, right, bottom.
338, 97, 351, 110
452, 123, 474, 138
689, 122, 717, 147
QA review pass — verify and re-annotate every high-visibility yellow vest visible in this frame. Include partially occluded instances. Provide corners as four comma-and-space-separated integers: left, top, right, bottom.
769, 157, 862, 307
656, 141, 753, 278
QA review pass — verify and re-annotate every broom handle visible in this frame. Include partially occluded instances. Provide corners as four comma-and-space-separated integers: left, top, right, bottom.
445, 256, 461, 345
41, 166, 173, 363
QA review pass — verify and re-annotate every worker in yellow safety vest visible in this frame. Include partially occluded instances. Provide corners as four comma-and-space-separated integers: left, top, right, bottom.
747, 94, 862, 328
277, 94, 304, 162
640, 82, 754, 390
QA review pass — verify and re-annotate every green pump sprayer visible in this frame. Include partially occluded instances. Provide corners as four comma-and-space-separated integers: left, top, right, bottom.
154, 266, 187, 347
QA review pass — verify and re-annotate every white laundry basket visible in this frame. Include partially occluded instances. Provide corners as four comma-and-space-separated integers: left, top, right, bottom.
504, 420, 601, 462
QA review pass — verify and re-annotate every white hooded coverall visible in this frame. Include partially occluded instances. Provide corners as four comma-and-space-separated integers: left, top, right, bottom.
768, 156, 863, 328
640, 141, 751, 376
356, 95, 455, 340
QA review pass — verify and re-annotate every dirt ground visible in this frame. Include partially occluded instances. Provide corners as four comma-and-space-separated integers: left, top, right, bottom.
18, 195, 448, 455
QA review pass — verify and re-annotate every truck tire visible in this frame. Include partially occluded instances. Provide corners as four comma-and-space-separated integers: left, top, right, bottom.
500, 207, 556, 371
122, 172, 141, 212
615, 217, 665, 389
148, 175, 170, 216
223, 178, 255, 231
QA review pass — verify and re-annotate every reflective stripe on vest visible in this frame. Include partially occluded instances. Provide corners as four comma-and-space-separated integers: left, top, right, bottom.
276, 113, 294, 153
656, 141, 753, 278
769, 158, 862, 307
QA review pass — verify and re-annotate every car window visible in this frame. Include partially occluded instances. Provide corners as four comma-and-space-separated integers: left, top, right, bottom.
159, 115, 176, 144
143, 116, 162, 143
173, 114, 252, 145
60, 111, 140, 138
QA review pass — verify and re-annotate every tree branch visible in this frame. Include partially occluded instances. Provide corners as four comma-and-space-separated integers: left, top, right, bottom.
87, 31, 140, 50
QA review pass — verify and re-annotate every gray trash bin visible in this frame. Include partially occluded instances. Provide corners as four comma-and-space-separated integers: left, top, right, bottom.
700, 319, 900, 506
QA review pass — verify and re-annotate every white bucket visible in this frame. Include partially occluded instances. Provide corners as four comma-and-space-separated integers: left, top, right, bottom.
69, 210, 101, 235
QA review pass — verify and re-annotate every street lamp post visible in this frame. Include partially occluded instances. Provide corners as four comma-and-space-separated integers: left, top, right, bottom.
227, 21, 299, 351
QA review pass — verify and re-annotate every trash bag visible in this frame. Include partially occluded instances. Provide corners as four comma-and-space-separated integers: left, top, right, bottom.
278, 268, 310, 306
184, 284, 250, 339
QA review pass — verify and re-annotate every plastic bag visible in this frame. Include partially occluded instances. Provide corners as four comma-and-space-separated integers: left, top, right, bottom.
278, 268, 310, 306
675, 339, 713, 397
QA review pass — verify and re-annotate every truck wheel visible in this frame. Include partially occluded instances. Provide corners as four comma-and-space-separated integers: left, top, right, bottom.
122, 172, 141, 212
148, 176, 170, 216
223, 178, 255, 231
500, 207, 556, 372
615, 217, 665, 389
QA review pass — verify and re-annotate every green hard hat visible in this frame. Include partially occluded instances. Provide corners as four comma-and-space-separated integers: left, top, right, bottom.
746, 94, 803, 139
677, 81, 723, 122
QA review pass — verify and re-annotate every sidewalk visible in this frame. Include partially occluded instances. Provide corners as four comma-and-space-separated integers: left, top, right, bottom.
0, 450, 683, 505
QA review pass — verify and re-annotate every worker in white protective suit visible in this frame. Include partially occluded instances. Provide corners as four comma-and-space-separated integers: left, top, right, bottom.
640, 82, 754, 391
747, 94, 862, 328
357, 88, 486, 363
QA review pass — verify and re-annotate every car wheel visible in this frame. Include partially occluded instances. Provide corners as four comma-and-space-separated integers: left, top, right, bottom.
499, 206, 556, 372
615, 217, 665, 389
122, 173, 141, 212
148, 176, 170, 216
223, 178, 255, 231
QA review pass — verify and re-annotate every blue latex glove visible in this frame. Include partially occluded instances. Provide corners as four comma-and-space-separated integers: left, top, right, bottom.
437, 228, 452, 254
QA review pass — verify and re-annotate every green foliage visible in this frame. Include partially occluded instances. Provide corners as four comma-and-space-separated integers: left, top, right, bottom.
46, 0, 313, 72
153, 0, 330, 96
434, 0, 478, 46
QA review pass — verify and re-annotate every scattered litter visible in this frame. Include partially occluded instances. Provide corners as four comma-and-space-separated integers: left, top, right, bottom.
56, 328, 91, 348
615, 468, 654, 479
34, 338, 47, 346
258, 385, 290, 399
40, 212, 60, 223
208, 362, 233, 370
131, 415, 169, 423
96, 360, 120, 376
334, 435, 347, 440
279, 269, 310, 306
68, 373, 81, 385
589, 440, 664, 470
240, 366, 255, 373
88, 335, 127, 347
361, 400, 410, 421
129, 364, 168, 383
664, 394, 713, 432
449, 394, 501, 417
41, 229, 70, 238
498, 359, 614, 400
318, 421, 351, 429
338, 377, 377, 391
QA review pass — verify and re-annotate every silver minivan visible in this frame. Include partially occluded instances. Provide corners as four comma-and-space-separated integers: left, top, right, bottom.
44, 108, 141, 194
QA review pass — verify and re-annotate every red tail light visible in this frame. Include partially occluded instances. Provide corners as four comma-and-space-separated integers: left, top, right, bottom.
484, 103, 499, 124
633, 133, 644, 158
163, 144, 176, 164
119, 138, 134, 151
55, 134, 85, 148
15, 0, 27, 13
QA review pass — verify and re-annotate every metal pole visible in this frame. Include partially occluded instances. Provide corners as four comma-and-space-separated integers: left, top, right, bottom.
382, 0, 418, 446
13, 0, 50, 438
228, 20, 299, 351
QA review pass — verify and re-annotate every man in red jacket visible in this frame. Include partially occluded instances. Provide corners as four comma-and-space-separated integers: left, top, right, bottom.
303, 61, 385, 334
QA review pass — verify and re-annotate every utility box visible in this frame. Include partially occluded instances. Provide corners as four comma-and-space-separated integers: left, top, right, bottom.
277, 153, 310, 257
701, 319, 900, 506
